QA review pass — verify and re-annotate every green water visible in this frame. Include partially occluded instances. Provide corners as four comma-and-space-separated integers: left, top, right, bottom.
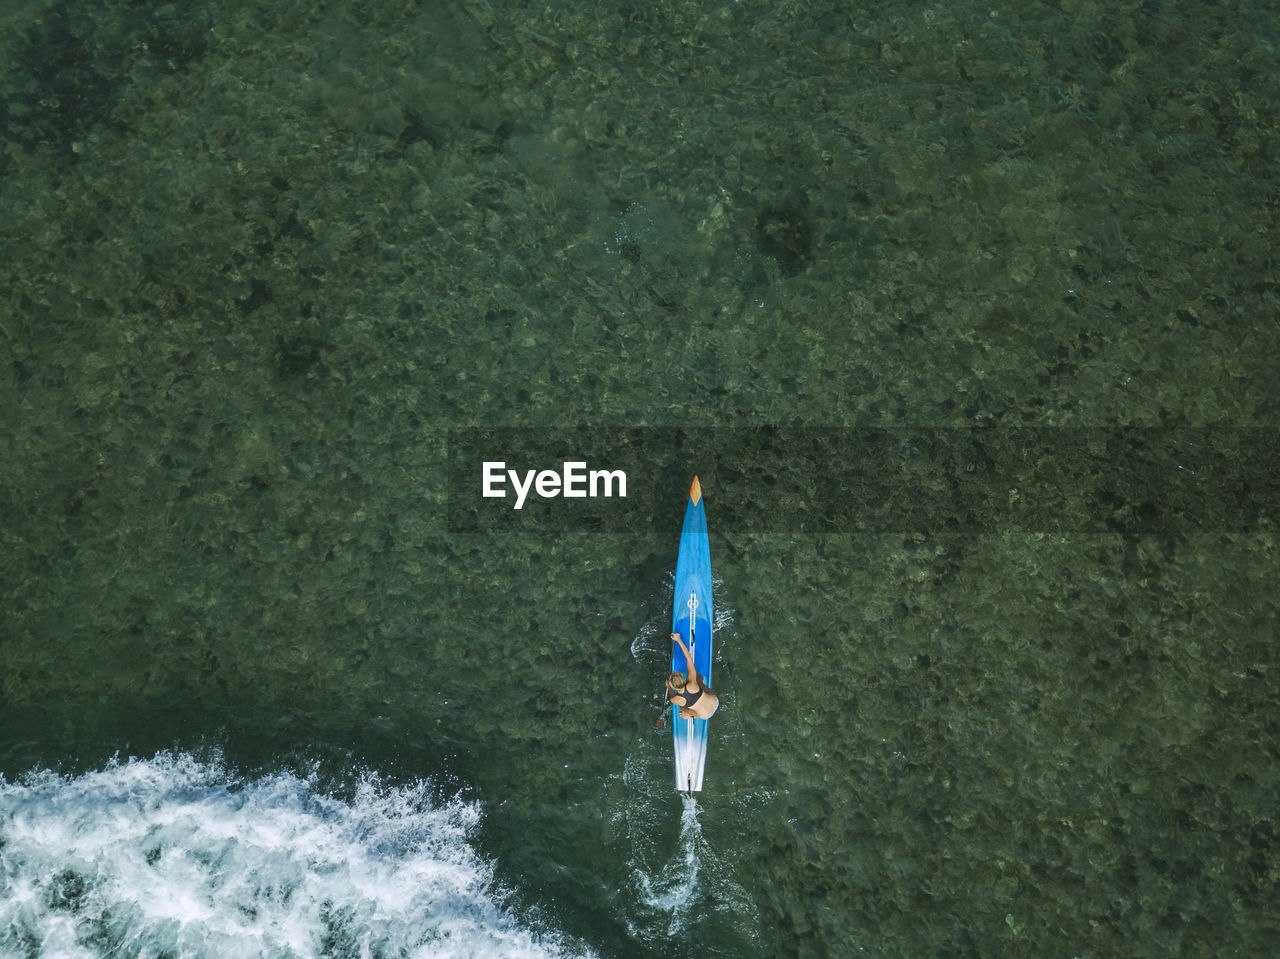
2, 0, 1278, 956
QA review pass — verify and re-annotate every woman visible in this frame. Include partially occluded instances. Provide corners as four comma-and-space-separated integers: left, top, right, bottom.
666, 631, 719, 719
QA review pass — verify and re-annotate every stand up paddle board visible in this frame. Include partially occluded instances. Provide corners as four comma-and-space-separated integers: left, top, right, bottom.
671, 475, 713, 794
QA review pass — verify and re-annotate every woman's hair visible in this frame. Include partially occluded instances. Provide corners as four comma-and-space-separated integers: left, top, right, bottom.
667, 671, 687, 689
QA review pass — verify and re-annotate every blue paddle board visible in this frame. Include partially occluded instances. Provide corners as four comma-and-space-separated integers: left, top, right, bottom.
671, 475, 713, 793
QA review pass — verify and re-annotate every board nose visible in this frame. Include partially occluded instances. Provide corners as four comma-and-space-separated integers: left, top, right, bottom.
689, 475, 702, 505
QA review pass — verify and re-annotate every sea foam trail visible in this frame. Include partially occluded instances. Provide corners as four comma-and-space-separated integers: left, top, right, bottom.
632, 794, 704, 933
0, 752, 592, 959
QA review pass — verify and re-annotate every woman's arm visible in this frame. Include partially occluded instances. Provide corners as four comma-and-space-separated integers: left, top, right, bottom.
670, 632, 701, 687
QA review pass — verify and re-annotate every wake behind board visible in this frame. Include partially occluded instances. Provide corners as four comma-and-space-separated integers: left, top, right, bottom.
671, 475, 713, 794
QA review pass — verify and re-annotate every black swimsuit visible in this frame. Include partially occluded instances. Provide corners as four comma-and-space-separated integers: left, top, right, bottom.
672, 684, 703, 708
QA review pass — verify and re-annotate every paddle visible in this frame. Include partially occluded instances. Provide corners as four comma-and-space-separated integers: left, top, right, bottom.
654, 632, 671, 730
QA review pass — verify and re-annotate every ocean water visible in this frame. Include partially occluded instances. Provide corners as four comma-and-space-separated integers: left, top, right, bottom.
3, 0, 1278, 956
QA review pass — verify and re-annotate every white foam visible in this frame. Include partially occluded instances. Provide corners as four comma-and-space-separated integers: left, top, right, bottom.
629, 619, 662, 660
711, 571, 734, 636
0, 752, 592, 959
631, 795, 703, 934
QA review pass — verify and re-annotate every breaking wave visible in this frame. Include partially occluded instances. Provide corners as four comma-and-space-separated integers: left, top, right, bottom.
0, 752, 592, 959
